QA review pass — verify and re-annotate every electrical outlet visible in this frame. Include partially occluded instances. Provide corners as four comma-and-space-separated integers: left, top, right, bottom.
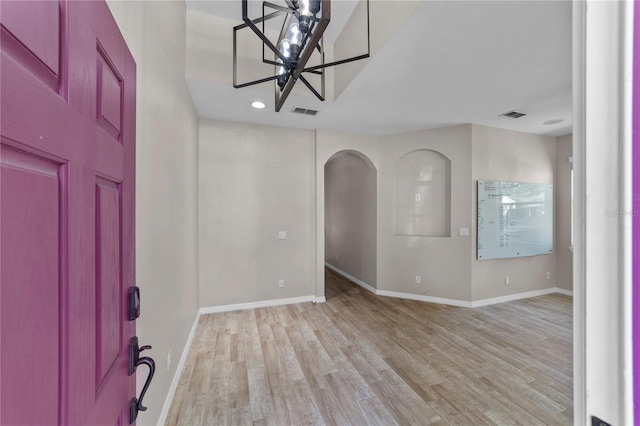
414, 275, 421, 284
505, 276, 510, 285
546, 271, 551, 279
278, 279, 284, 288
167, 349, 172, 371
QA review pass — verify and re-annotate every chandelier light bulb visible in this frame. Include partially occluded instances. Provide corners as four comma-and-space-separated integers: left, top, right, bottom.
276, 58, 287, 89
279, 39, 291, 59
298, 0, 320, 35
299, 0, 311, 16
298, 0, 312, 33
276, 39, 291, 89
309, 0, 321, 14
286, 22, 302, 59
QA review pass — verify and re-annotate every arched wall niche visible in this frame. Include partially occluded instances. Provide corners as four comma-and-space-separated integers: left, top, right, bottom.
392, 149, 451, 237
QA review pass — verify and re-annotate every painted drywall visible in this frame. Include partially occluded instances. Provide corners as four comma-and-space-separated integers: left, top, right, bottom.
106, 2, 200, 425
199, 119, 315, 307
325, 152, 377, 287
471, 124, 557, 300
556, 134, 573, 291
377, 125, 473, 301
333, 1, 420, 98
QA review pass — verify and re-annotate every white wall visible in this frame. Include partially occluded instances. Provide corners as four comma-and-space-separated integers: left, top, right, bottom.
325, 151, 377, 287
555, 134, 573, 292
471, 125, 557, 301
106, 2, 200, 425
198, 119, 316, 307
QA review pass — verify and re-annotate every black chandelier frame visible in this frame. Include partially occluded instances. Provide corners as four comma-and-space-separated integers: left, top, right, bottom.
233, 0, 370, 112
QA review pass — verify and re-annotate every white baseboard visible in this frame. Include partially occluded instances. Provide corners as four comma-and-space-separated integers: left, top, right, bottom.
555, 287, 574, 296
199, 295, 316, 315
324, 261, 573, 309
325, 262, 377, 294
376, 289, 473, 307
157, 311, 201, 426
377, 287, 572, 308
470, 287, 561, 308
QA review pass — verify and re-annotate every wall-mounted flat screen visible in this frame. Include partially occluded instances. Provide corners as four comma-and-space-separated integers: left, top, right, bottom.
477, 180, 553, 260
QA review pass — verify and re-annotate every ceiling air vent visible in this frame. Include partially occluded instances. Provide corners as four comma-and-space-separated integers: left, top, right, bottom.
292, 107, 318, 116
499, 110, 527, 119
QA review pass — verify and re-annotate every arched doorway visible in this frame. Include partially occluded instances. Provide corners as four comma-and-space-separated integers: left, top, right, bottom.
323, 150, 377, 299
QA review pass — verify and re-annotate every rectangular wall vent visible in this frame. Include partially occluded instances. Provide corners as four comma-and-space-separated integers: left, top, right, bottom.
499, 110, 527, 119
292, 107, 318, 116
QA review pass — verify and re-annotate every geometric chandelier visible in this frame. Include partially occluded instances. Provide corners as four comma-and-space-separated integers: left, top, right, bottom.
233, 0, 370, 112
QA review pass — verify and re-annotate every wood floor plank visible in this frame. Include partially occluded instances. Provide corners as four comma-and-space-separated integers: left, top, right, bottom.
282, 379, 325, 425
451, 376, 546, 426
312, 386, 351, 425
324, 372, 369, 425
295, 348, 327, 390
247, 365, 273, 424
357, 396, 399, 426
166, 268, 573, 425
369, 373, 442, 425
384, 356, 442, 403
228, 361, 250, 411
479, 376, 572, 426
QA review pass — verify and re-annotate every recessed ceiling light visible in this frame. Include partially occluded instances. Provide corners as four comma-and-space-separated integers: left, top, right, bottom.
251, 101, 266, 109
543, 119, 564, 125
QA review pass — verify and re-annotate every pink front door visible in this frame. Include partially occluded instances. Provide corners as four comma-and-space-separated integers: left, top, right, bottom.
1, 1, 137, 424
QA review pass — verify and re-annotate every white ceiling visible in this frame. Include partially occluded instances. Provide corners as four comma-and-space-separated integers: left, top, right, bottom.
185, 0, 572, 137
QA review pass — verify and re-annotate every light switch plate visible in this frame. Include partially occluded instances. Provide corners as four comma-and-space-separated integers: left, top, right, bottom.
458, 227, 469, 236
278, 231, 287, 240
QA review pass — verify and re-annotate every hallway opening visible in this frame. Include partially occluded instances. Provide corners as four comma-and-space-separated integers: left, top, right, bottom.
324, 150, 377, 299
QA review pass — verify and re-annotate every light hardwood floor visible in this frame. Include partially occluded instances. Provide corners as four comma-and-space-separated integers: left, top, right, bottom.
166, 268, 573, 425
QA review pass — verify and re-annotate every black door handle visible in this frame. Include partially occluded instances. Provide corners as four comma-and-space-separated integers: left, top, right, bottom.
128, 337, 155, 424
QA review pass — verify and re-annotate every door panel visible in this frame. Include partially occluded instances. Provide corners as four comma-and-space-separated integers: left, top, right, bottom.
0, 0, 61, 90
0, 146, 62, 425
97, 48, 123, 140
1, 1, 136, 424
0, 0, 60, 73
95, 177, 123, 388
